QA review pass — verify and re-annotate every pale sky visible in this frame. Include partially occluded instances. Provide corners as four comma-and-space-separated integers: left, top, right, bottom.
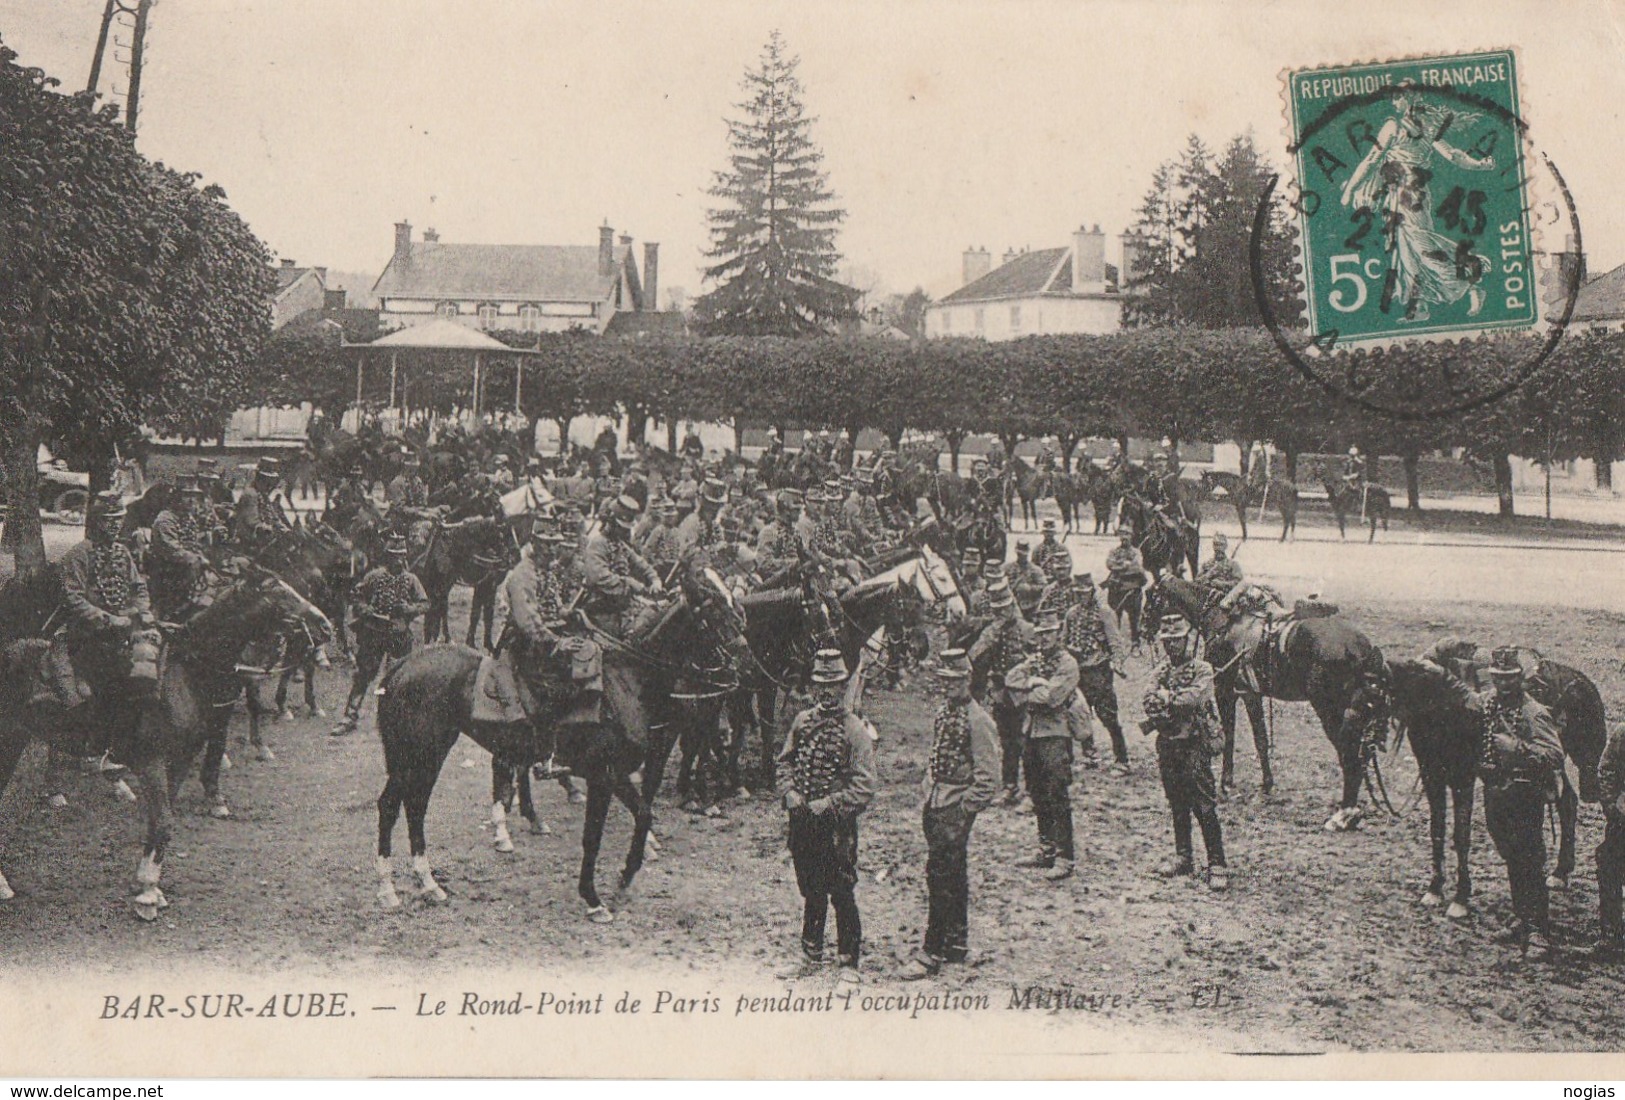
4, 0, 1623, 303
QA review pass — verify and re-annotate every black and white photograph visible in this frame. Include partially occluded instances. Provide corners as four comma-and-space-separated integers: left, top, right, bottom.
1, 0, 1624, 1080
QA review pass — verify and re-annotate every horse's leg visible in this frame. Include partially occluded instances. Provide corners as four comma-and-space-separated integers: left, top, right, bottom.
199, 711, 232, 818
579, 766, 614, 921
243, 680, 268, 757
1241, 693, 1273, 796
491, 759, 517, 853
612, 770, 654, 901
1236, 498, 1248, 541
482, 583, 497, 652
375, 773, 405, 908
1334, 503, 1347, 540
1421, 773, 1447, 908
132, 757, 172, 921
1215, 690, 1239, 794
405, 778, 447, 903
274, 667, 296, 723
1448, 779, 1475, 919
0, 722, 34, 898
517, 765, 547, 835
1551, 774, 1578, 889
759, 688, 780, 791
304, 655, 323, 717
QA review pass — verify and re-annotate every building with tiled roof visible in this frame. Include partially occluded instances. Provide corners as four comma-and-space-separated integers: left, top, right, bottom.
1573, 261, 1625, 333
272, 259, 327, 329
372, 221, 665, 336
924, 225, 1140, 341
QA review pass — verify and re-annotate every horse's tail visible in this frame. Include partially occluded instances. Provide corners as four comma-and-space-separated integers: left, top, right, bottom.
1545, 663, 1606, 802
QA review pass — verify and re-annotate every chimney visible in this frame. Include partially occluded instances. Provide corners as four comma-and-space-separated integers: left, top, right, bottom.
393, 220, 412, 266
961, 246, 991, 287
1118, 232, 1145, 290
324, 288, 348, 312
643, 242, 660, 313
598, 223, 615, 277
1002, 247, 1019, 267
1072, 224, 1105, 293
422, 227, 439, 244
280, 258, 296, 268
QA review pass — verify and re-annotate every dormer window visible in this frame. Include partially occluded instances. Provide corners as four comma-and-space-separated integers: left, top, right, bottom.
435, 301, 459, 318
519, 304, 541, 332
476, 303, 499, 330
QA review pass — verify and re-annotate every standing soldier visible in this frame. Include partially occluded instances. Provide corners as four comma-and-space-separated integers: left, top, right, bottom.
1593, 722, 1625, 959
1477, 646, 1564, 961
1011, 609, 1081, 880
58, 491, 154, 772
1033, 519, 1072, 591
967, 580, 1033, 806
776, 648, 877, 983
148, 476, 213, 622
1009, 541, 1047, 617
332, 534, 428, 737
1142, 617, 1228, 890
1105, 526, 1150, 649
899, 648, 999, 980
1062, 571, 1130, 775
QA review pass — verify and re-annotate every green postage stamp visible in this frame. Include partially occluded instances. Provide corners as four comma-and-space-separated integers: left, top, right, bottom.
1285, 50, 1536, 347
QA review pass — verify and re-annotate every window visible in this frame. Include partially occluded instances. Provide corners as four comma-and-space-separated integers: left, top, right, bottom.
1010, 304, 1022, 331
973, 308, 985, 331
476, 303, 499, 330
435, 301, 459, 318
519, 304, 541, 332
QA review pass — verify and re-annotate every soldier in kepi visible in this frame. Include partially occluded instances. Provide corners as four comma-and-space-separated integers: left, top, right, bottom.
1033, 518, 1072, 591
1061, 571, 1129, 775
967, 579, 1033, 806
332, 534, 428, 737
498, 516, 586, 779
1009, 608, 1081, 881
233, 457, 293, 547
1105, 526, 1150, 649
1008, 540, 1047, 617
776, 648, 877, 984
1143, 617, 1228, 890
578, 494, 665, 639
1194, 532, 1246, 612
147, 475, 215, 622
57, 491, 155, 774
1476, 646, 1564, 961
899, 648, 999, 981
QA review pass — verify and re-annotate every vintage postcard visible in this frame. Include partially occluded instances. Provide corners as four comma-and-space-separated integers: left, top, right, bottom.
2, 0, 1624, 1081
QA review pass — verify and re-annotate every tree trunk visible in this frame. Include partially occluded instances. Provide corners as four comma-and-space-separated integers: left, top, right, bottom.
2, 421, 48, 577
885, 427, 904, 457
667, 419, 678, 453
1282, 445, 1298, 483
1403, 451, 1422, 511
1116, 430, 1130, 458
554, 417, 573, 458
1058, 433, 1079, 473
1545, 457, 1553, 520
86, 436, 116, 497
731, 422, 743, 455
1237, 438, 1253, 480
946, 431, 965, 475
999, 433, 1021, 462
1597, 458, 1614, 491
1492, 452, 1515, 517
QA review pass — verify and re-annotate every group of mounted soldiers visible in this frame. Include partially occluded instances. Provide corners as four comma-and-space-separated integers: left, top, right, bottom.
28, 422, 1623, 978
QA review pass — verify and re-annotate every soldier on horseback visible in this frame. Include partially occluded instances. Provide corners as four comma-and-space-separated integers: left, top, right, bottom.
57, 491, 156, 773
1340, 445, 1364, 495
1477, 646, 1564, 962
332, 534, 428, 737
1194, 532, 1247, 613
233, 459, 293, 548
1142, 617, 1228, 890
147, 476, 217, 622
386, 454, 429, 510
327, 465, 370, 522
755, 490, 805, 582
638, 497, 684, 576
578, 494, 664, 639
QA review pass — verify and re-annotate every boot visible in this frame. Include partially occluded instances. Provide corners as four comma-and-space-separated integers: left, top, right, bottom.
1207, 865, 1230, 891
330, 707, 359, 737
1044, 859, 1075, 882
1015, 850, 1055, 870
1525, 932, 1552, 962
1156, 855, 1194, 878
898, 951, 942, 981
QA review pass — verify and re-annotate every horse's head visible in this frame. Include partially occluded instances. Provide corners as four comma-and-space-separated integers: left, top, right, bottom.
200, 563, 333, 658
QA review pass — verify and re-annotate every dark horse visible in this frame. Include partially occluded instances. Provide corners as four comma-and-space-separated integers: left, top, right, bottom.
414, 516, 515, 649
1147, 575, 1389, 830
372, 566, 746, 921
0, 567, 330, 917
1387, 655, 1607, 920
1321, 472, 1391, 543
1200, 471, 1301, 543
1117, 493, 1199, 579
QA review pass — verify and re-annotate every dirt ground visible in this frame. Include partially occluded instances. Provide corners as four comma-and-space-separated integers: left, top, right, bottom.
3, 517, 1624, 1055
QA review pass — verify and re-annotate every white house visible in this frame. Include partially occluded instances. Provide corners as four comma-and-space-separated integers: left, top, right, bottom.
372, 221, 659, 335
924, 225, 1143, 341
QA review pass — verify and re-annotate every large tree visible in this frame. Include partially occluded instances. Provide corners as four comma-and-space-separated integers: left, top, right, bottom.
694, 31, 853, 336
0, 40, 272, 575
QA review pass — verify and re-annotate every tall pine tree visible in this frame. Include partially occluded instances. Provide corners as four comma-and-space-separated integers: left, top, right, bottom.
695, 31, 853, 336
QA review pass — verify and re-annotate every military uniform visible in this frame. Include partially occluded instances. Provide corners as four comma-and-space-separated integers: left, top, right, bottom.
1009, 553, 1048, 617
1478, 686, 1564, 947
386, 471, 428, 509
755, 513, 803, 579
58, 520, 153, 763
578, 526, 661, 637
1596, 723, 1625, 948
337, 557, 428, 733
1104, 541, 1149, 645
1144, 648, 1227, 878
233, 478, 291, 545
1014, 640, 1081, 872
1062, 585, 1128, 766
1033, 530, 1073, 590
639, 518, 683, 576
776, 693, 877, 970
967, 607, 1033, 794
147, 501, 211, 620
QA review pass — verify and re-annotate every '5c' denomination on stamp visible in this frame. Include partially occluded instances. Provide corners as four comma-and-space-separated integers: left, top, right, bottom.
1285, 49, 1535, 347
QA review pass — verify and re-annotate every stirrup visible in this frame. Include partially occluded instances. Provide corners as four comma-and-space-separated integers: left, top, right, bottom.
531, 759, 571, 782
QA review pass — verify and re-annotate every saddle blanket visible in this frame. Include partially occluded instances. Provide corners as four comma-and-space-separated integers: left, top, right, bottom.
471, 655, 532, 726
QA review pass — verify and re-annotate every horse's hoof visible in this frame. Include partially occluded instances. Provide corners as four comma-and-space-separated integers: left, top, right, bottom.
220, 754, 232, 770
494, 835, 515, 854
1547, 874, 1568, 891
529, 819, 551, 836
210, 802, 232, 820
111, 780, 138, 804
0, 878, 15, 901
133, 902, 159, 923
277, 708, 296, 723
585, 905, 614, 924
377, 886, 402, 910
1420, 890, 1443, 909
1446, 901, 1470, 921
153, 888, 169, 910
418, 885, 448, 904
47, 793, 68, 809
312, 707, 328, 720
256, 746, 277, 763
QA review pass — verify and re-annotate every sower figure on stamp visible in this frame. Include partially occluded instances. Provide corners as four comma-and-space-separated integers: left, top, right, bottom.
332, 534, 428, 736
776, 648, 877, 984
1062, 571, 1129, 776
968, 579, 1033, 806
1143, 617, 1228, 890
1477, 646, 1564, 962
1009, 609, 1082, 880
1592, 722, 1625, 960
900, 648, 1000, 981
